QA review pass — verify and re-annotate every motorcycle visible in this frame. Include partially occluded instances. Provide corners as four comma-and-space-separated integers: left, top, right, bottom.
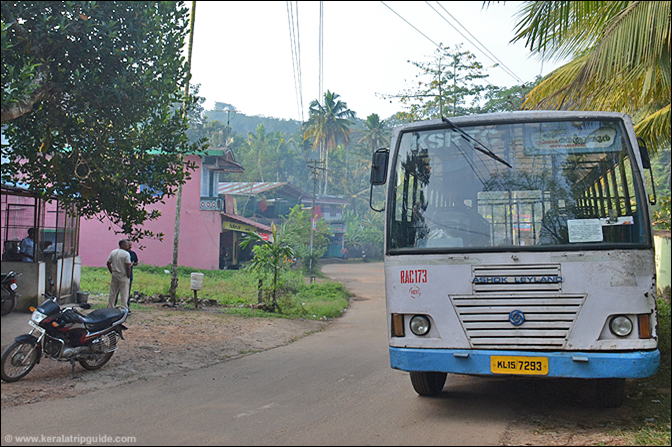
1, 271, 20, 316
1, 294, 128, 382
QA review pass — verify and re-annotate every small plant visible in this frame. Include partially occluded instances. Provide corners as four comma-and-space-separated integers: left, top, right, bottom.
240, 223, 295, 313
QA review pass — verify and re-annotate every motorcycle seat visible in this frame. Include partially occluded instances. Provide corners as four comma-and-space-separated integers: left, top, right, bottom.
82, 308, 125, 332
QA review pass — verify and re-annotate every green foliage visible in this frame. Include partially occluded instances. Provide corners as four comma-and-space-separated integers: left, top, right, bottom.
1, 1, 204, 239
80, 265, 349, 320
293, 282, 351, 319
303, 90, 355, 194
358, 114, 390, 152
342, 209, 384, 259
653, 194, 672, 230
510, 1, 670, 154
623, 294, 671, 446
240, 223, 296, 312
394, 43, 490, 120
480, 77, 543, 113
651, 148, 671, 230
282, 205, 331, 273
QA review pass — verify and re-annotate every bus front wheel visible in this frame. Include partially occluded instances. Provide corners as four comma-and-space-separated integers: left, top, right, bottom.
410, 371, 447, 396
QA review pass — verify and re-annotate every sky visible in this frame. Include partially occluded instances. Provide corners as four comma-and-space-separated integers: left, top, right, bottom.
189, 1, 567, 122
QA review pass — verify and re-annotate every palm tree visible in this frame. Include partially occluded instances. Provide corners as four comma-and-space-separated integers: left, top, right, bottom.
509, 1, 670, 152
358, 113, 390, 152
303, 90, 355, 194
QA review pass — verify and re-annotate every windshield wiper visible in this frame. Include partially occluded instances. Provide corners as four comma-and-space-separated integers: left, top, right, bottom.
441, 117, 512, 169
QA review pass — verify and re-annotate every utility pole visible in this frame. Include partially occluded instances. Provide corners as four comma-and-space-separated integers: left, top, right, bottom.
306, 159, 325, 275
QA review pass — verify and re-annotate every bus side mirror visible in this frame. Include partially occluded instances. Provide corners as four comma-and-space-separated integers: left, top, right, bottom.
370, 148, 389, 185
369, 148, 389, 212
638, 138, 651, 169
637, 138, 657, 205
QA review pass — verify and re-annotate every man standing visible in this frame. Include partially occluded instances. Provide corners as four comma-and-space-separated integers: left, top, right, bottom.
107, 239, 132, 310
127, 241, 139, 303
19, 228, 36, 262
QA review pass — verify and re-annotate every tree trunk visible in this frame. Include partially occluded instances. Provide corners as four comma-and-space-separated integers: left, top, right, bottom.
168, 1, 197, 304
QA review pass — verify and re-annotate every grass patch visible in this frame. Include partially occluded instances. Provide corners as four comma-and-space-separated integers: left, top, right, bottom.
621, 295, 671, 446
80, 265, 350, 320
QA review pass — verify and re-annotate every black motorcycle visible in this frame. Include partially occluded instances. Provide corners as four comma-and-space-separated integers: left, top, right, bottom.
1, 295, 128, 382
1, 271, 20, 316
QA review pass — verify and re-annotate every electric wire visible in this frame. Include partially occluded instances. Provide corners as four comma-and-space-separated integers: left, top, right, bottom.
319, 1, 324, 105
286, 1, 304, 122
294, 2, 304, 122
432, 1, 525, 85
380, 1, 494, 89
380, 1, 442, 50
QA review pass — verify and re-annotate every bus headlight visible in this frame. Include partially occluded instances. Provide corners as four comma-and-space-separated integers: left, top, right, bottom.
409, 315, 431, 336
609, 315, 633, 337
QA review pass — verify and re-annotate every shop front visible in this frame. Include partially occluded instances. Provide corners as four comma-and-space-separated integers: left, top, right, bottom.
220, 213, 272, 269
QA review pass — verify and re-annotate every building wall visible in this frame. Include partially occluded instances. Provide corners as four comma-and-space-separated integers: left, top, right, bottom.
79, 155, 221, 270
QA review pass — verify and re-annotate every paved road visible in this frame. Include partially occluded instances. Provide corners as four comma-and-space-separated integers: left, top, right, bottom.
1, 262, 513, 446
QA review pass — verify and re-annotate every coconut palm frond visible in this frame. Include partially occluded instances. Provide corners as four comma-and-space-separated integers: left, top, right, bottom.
512, 1, 628, 61
634, 104, 671, 153
579, 1, 671, 98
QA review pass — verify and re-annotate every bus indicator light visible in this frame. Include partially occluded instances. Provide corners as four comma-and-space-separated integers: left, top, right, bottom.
638, 314, 651, 339
391, 314, 405, 337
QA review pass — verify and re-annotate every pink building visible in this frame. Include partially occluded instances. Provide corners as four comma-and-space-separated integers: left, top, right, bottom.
79, 149, 258, 270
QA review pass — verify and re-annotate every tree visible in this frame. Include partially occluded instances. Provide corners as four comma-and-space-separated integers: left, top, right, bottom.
358, 114, 390, 152
1, 1, 203, 239
240, 223, 296, 313
303, 90, 355, 195
479, 77, 542, 113
282, 205, 331, 274
393, 44, 490, 121
509, 1, 671, 153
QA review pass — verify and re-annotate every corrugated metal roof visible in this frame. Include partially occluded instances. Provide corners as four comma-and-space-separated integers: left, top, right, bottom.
218, 182, 305, 198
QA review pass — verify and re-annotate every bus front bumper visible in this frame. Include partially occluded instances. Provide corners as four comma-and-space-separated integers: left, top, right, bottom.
389, 347, 660, 379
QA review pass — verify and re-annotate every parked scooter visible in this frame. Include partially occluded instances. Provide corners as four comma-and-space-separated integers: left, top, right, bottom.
1, 271, 20, 316
1, 292, 128, 382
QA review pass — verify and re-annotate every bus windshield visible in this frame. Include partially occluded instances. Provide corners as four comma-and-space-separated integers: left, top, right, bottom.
389, 118, 649, 251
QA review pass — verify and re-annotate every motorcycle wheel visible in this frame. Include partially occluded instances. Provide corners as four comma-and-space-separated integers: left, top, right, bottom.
79, 352, 114, 370
1, 287, 16, 316
1, 340, 39, 382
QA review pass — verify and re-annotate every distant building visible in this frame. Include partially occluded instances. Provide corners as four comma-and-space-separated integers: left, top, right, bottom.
80, 151, 351, 270
217, 182, 349, 259
79, 148, 255, 270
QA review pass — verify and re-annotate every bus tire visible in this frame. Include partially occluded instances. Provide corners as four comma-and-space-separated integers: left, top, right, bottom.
410, 371, 447, 396
595, 378, 626, 408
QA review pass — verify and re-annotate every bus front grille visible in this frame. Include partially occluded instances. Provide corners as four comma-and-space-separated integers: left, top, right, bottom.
450, 294, 586, 350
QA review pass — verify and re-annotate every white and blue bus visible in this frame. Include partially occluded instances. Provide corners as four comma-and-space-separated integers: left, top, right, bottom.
370, 111, 660, 407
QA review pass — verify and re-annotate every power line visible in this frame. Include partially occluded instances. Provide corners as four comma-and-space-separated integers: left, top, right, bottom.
286, 1, 304, 122
380, 1, 442, 50
381, 1, 495, 89
382, 1, 526, 89
432, 1, 524, 85
319, 1, 324, 104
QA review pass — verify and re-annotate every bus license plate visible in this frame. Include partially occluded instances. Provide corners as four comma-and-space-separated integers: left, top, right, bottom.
490, 356, 548, 375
